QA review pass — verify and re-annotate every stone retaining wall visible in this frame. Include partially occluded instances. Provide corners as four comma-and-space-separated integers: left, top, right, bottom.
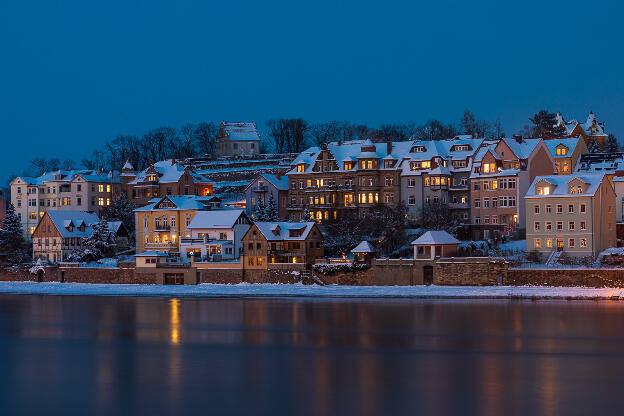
435, 258, 507, 286
507, 268, 624, 288
199, 268, 243, 284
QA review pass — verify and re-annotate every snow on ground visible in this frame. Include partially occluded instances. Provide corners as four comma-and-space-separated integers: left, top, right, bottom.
499, 239, 526, 251
0, 282, 624, 299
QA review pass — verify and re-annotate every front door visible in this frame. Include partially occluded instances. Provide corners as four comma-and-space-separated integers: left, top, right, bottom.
423, 266, 434, 285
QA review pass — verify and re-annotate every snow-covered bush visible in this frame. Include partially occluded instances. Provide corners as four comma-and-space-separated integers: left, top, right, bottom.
313, 262, 370, 276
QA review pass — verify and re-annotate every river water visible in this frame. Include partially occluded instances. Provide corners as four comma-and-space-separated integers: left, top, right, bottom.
1, 295, 624, 415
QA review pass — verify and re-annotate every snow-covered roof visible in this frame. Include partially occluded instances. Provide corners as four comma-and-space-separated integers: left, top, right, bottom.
500, 137, 542, 160
351, 241, 376, 253
187, 209, 247, 229
134, 195, 214, 212
544, 137, 583, 158
556, 111, 606, 137
128, 160, 210, 185
526, 173, 606, 198
221, 122, 261, 141
45, 211, 100, 238
122, 160, 134, 170
252, 222, 318, 241
12, 170, 115, 186
411, 231, 460, 245
251, 174, 289, 191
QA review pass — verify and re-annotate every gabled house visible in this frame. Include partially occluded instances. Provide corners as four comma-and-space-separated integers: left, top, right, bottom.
470, 137, 555, 239
122, 160, 213, 207
179, 209, 251, 261
216, 121, 261, 157
525, 173, 616, 257
31, 211, 128, 262
555, 111, 608, 148
242, 222, 324, 269
244, 173, 289, 220
544, 137, 588, 174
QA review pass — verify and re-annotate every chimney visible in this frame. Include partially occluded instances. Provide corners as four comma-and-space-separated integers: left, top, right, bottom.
171, 159, 176, 166
387, 141, 392, 155
148, 159, 153, 166
513, 134, 523, 143
276, 172, 281, 180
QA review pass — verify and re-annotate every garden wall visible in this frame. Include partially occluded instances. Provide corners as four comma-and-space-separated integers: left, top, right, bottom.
507, 268, 624, 288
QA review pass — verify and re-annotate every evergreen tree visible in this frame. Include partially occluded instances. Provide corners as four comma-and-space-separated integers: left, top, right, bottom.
587, 137, 601, 153
265, 194, 279, 222
100, 194, 135, 242
606, 134, 620, 153
68, 217, 116, 262
253, 198, 267, 221
301, 205, 313, 222
0, 204, 28, 264
529, 110, 567, 138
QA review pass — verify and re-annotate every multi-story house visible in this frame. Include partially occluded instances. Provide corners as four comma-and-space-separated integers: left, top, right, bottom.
216, 121, 261, 157
399, 137, 482, 223
31, 210, 128, 262
470, 137, 555, 240
555, 111, 608, 148
135, 195, 231, 256
178, 209, 251, 261
242, 221, 324, 269
10, 170, 119, 238
613, 177, 624, 223
121, 160, 213, 207
525, 173, 616, 257
243, 173, 289, 220
287, 140, 405, 222
544, 137, 588, 174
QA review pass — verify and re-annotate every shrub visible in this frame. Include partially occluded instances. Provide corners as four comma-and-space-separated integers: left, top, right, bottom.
312, 262, 370, 276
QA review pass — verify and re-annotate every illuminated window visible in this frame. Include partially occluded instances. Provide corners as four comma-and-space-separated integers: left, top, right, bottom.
106, 184, 111, 192
546, 239, 552, 248
257, 257, 262, 265
535, 238, 541, 248
297, 164, 305, 172
98, 197, 104, 206
580, 238, 587, 248
492, 180, 497, 190
98, 185, 104, 192
367, 160, 373, 169
248, 257, 254, 265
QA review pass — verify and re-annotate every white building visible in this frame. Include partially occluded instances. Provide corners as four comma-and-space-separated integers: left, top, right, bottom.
179, 209, 251, 261
216, 122, 261, 157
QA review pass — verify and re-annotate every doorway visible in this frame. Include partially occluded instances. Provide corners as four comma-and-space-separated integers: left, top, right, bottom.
423, 266, 434, 285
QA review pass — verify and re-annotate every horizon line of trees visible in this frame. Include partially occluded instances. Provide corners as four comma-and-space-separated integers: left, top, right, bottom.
7, 109, 619, 187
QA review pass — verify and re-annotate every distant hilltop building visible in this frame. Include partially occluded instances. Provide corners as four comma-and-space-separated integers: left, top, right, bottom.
216, 121, 261, 157
555, 111, 607, 147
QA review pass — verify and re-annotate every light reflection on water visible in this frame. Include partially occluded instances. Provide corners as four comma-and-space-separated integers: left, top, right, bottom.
0, 296, 624, 414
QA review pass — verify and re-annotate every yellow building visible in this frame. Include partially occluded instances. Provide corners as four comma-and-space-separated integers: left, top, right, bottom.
544, 137, 588, 174
135, 195, 219, 255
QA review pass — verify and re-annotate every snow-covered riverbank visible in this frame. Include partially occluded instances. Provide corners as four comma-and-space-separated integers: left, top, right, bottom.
0, 281, 624, 300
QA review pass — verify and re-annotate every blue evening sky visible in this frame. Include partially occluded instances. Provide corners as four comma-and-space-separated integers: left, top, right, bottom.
1, 0, 622, 181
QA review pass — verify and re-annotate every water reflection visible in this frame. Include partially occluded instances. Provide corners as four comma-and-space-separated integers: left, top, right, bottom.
1, 296, 624, 414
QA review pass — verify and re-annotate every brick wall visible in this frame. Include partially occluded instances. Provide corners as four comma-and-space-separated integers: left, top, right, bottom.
507, 268, 624, 288
199, 269, 243, 284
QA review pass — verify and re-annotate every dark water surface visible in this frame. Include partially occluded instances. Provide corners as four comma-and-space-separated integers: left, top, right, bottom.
1, 295, 624, 415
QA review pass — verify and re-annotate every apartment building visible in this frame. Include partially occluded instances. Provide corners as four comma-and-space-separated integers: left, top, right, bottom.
216, 121, 261, 157
287, 140, 407, 222
525, 173, 616, 257
242, 221, 324, 269
544, 137, 588, 174
121, 159, 213, 207
10, 170, 119, 238
135, 195, 231, 256
470, 137, 555, 239
399, 137, 482, 222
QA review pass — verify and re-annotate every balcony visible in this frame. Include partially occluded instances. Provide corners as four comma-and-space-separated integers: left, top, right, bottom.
448, 202, 469, 209
287, 204, 304, 210
144, 242, 176, 249
180, 237, 205, 244
251, 185, 268, 192
154, 225, 171, 231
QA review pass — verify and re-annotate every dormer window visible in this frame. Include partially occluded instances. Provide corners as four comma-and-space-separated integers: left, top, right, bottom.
344, 162, 354, 170
556, 146, 568, 156
409, 161, 431, 170
410, 146, 426, 153
147, 175, 158, 182
482, 163, 496, 173
359, 160, 376, 170
384, 160, 395, 168
452, 145, 470, 151
296, 164, 305, 173
536, 186, 551, 195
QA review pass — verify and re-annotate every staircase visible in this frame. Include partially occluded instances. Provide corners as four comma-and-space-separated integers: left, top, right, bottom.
545, 250, 562, 267
302, 270, 324, 285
